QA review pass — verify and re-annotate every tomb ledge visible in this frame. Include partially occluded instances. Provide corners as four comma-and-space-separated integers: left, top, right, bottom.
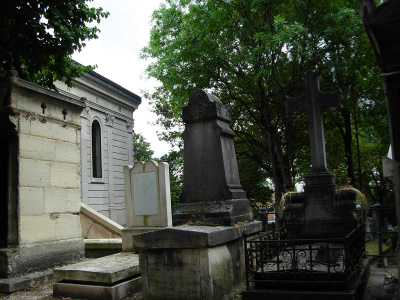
132, 221, 262, 250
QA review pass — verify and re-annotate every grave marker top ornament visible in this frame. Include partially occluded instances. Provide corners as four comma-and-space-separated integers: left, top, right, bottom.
286, 71, 342, 174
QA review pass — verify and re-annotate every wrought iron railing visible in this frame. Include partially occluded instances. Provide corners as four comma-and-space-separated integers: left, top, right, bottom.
244, 224, 365, 290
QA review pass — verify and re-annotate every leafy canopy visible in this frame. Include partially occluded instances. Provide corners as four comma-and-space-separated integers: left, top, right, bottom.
0, 0, 109, 89
133, 133, 154, 161
142, 0, 389, 204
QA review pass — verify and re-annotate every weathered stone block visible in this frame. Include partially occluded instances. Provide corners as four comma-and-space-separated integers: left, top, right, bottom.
44, 187, 67, 213
56, 215, 82, 240
55, 141, 81, 164
31, 121, 77, 144
18, 117, 31, 134
19, 158, 50, 187
19, 187, 44, 216
19, 216, 57, 244
66, 189, 82, 212
50, 163, 80, 188
134, 222, 262, 300
19, 134, 55, 161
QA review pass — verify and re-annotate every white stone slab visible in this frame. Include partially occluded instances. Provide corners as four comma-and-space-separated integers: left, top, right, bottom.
133, 172, 158, 215
53, 252, 140, 284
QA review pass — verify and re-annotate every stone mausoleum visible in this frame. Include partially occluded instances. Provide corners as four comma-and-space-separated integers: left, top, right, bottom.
55, 70, 141, 226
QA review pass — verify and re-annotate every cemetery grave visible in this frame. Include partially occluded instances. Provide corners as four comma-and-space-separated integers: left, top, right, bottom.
242, 71, 369, 299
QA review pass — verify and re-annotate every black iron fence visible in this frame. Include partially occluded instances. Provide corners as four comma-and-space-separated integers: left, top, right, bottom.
244, 224, 365, 290
361, 203, 397, 267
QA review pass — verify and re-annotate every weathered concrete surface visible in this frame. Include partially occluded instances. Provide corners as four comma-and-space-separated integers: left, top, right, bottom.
53, 253, 141, 300
53, 252, 139, 284
132, 222, 262, 250
53, 276, 141, 300
84, 239, 122, 258
134, 222, 262, 300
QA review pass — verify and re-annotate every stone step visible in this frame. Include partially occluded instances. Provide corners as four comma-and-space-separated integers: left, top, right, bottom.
53, 252, 141, 300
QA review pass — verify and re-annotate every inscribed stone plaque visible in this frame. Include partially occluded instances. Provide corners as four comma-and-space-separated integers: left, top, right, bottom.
133, 172, 159, 215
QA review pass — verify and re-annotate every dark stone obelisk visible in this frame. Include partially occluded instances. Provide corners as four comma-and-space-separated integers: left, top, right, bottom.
173, 89, 253, 226
285, 71, 357, 238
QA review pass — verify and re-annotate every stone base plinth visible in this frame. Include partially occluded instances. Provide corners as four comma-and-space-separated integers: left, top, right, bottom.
0, 239, 84, 279
53, 252, 141, 300
121, 227, 169, 252
242, 257, 370, 300
173, 198, 253, 226
286, 220, 358, 240
133, 222, 262, 300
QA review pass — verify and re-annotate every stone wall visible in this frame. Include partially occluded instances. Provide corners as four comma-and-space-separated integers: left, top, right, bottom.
0, 71, 85, 278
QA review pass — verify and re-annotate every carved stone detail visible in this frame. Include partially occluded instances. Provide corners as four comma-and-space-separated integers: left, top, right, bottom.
126, 120, 134, 131
81, 107, 92, 120
182, 89, 230, 123
105, 113, 115, 127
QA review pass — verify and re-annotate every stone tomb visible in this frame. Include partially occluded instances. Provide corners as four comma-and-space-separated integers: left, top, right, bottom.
121, 160, 172, 251
53, 252, 141, 300
132, 89, 262, 299
284, 71, 357, 239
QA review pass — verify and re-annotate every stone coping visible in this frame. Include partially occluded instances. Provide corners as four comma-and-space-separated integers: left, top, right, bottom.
84, 239, 122, 250
80, 203, 123, 237
53, 253, 140, 284
132, 221, 262, 250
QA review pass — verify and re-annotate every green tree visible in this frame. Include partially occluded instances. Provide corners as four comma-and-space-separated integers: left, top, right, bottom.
0, 0, 109, 89
133, 133, 154, 161
142, 0, 389, 208
159, 149, 184, 212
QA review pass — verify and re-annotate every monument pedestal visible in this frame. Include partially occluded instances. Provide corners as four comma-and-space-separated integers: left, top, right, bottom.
286, 173, 357, 239
132, 222, 262, 300
173, 198, 253, 226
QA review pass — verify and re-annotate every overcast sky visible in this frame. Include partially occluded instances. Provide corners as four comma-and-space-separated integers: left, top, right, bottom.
72, 0, 171, 158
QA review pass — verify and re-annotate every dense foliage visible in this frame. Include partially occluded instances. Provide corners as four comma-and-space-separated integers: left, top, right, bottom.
133, 133, 154, 161
0, 0, 109, 89
142, 0, 392, 208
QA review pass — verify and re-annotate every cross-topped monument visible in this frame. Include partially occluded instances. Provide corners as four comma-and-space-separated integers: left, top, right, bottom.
286, 71, 342, 173
284, 71, 356, 239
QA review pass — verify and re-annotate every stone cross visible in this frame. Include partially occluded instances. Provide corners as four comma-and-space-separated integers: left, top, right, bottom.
285, 71, 342, 173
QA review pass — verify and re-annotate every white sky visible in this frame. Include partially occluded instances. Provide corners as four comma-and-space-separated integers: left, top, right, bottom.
72, 0, 171, 158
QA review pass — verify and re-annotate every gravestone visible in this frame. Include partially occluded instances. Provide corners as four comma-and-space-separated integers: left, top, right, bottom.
132, 89, 262, 300
284, 71, 357, 239
121, 160, 172, 251
173, 89, 253, 225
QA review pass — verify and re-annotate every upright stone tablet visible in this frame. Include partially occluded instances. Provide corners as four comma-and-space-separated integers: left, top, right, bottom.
173, 89, 253, 226
122, 160, 172, 251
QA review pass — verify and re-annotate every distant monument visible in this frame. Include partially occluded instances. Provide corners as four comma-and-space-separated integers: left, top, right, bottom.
284, 71, 357, 239
173, 89, 253, 225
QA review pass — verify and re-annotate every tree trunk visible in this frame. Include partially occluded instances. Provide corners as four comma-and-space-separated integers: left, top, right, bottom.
342, 109, 355, 185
